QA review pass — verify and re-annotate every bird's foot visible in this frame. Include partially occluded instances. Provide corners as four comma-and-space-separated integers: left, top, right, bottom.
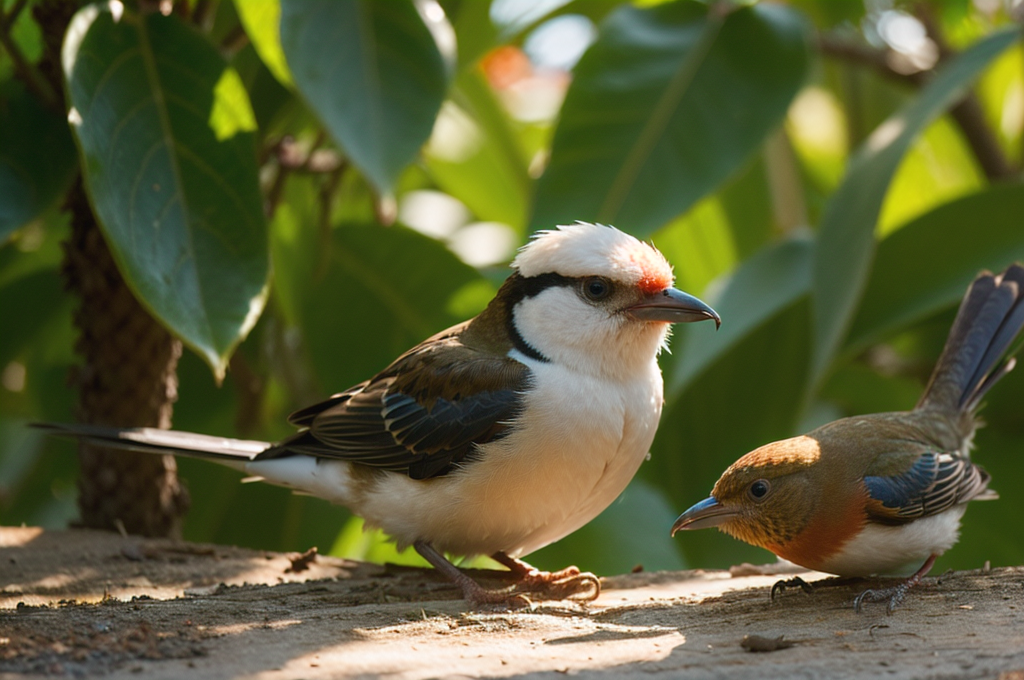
770, 575, 860, 602
414, 540, 534, 609
516, 567, 601, 602
853, 583, 910, 615
770, 576, 815, 601
492, 553, 602, 602
853, 554, 936, 615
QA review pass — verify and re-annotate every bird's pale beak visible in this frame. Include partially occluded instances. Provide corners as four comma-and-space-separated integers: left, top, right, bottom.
628, 288, 721, 328
671, 496, 738, 535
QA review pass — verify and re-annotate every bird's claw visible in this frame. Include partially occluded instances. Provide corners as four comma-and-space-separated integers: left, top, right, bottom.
770, 576, 814, 601
853, 584, 908, 614
514, 567, 601, 602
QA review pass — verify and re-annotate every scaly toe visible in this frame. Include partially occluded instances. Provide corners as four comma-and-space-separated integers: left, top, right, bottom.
516, 570, 601, 602
771, 577, 814, 601
854, 586, 901, 613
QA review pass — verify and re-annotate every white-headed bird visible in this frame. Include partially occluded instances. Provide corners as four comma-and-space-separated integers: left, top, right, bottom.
42, 223, 720, 605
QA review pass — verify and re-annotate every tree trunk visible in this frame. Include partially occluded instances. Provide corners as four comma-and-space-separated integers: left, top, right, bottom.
60, 181, 191, 537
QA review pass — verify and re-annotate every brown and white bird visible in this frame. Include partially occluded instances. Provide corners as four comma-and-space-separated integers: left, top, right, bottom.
41, 223, 720, 605
672, 264, 1023, 612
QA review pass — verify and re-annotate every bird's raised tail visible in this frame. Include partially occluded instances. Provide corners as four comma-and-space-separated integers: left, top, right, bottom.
32, 422, 272, 472
918, 263, 1024, 415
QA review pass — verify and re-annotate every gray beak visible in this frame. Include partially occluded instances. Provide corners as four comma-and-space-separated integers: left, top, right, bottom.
671, 497, 738, 535
628, 288, 720, 328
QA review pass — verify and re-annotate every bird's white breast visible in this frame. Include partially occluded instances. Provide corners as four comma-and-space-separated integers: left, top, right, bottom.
816, 507, 966, 577
282, 356, 665, 558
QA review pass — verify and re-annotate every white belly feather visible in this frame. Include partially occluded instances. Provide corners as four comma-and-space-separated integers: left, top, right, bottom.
816, 507, 966, 577
245, 359, 664, 558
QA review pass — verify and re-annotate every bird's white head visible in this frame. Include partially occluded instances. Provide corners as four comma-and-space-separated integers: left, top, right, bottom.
499, 223, 719, 380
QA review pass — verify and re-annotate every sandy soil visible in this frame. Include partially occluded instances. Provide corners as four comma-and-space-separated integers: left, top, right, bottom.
2, 526, 1023, 679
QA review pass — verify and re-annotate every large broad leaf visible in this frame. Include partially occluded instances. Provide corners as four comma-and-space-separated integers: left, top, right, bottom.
845, 183, 1024, 355
62, 4, 269, 381
531, 1, 810, 236
234, 0, 292, 86
280, 0, 454, 196
810, 28, 1019, 387
0, 80, 78, 243
298, 222, 491, 393
668, 235, 813, 398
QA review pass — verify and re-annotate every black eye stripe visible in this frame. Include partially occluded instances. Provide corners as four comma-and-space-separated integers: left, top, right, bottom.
516, 272, 576, 299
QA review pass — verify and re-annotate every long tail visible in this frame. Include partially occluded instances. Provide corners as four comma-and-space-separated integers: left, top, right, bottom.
918, 263, 1024, 414
33, 422, 272, 470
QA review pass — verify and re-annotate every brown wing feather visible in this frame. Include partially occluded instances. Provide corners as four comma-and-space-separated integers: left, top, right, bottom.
261, 324, 531, 480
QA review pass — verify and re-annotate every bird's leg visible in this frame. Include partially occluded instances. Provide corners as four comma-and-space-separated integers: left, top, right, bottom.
490, 551, 601, 602
853, 554, 937, 614
770, 576, 815, 601
771, 575, 862, 602
413, 541, 529, 608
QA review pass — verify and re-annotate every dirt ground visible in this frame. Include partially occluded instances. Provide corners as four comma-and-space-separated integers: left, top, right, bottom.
2, 526, 1024, 679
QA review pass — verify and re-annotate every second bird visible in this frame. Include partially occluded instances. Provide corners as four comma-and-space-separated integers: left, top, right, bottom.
673, 263, 1024, 612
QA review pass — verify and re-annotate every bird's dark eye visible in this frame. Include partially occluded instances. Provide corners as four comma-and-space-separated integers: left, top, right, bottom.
748, 479, 771, 501
581, 277, 612, 301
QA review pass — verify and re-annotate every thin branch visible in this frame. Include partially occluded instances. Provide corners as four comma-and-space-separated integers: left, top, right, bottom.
190, 0, 214, 28
816, 34, 923, 86
817, 25, 1017, 181
219, 23, 249, 57
314, 162, 347, 281
228, 352, 265, 437
914, 2, 1016, 180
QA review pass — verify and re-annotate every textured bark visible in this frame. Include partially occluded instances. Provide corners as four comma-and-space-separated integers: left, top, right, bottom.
61, 182, 190, 538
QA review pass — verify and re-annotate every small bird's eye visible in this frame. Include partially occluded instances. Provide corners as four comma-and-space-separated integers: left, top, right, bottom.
582, 277, 612, 301
748, 479, 771, 501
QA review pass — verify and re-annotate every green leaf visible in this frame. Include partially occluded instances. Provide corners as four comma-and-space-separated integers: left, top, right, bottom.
424, 68, 530, 230
299, 223, 485, 393
448, 0, 499, 70
280, 0, 454, 195
62, 5, 269, 380
875, 117, 983, 236
652, 194, 738, 298
0, 269, 67, 369
668, 235, 813, 398
0, 80, 78, 243
846, 183, 1024, 355
531, 1, 810, 236
810, 28, 1019, 387
269, 174, 321, 328
234, 0, 292, 86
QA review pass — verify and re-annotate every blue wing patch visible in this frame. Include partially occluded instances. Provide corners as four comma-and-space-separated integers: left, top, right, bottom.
864, 452, 992, 525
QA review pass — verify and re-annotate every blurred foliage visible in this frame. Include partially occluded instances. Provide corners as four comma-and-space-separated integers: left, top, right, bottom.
2, 0, 1023, 578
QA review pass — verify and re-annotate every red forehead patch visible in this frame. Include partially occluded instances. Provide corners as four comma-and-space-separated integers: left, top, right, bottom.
638, 270, 672, 295
633, 248, 673, 294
